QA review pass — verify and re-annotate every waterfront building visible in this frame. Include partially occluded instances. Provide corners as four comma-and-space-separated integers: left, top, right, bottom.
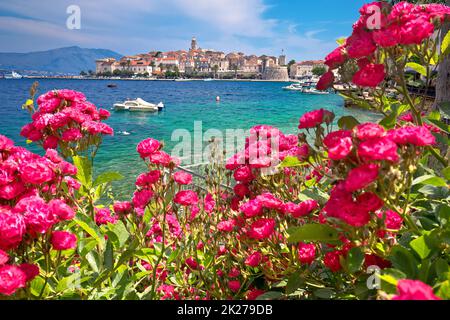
289, 60, 326, 78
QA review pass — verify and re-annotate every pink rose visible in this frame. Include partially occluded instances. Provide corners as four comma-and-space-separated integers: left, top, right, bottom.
399, 16, 434, 45
240, 199, 263, 218
298, 243, 316, 265
346, 29, 377, 59
325, 46, 347, 69
298, 109, 332, 129
392, 280, 441, 300
49, 199, 75, 221
324, 130, 353, 160
174, 190, 199, 206
113, 201, 132, 215
15, 196, 57, 236
173, 171, 193, 185
0, 250, 9, 266
0, 211, 25, 251
95, 207, 118, 225
324, 250, 343, 272
19, 160, 55, 184
51, 231, 77, 250
387, 126, 435, 146
245, 251, 262, 267
132, 190, 154, 209
19, 263, 40, 282
247, 218, 276, 240
358, 137, 399, 162
43, 136, 59, 150
136, 170, 161, 187
137, 138, 160, 158
316, 71, 335, 91
203, 193, 215, 213
352, 63, 386, 88
228, 280, 241, 293
149, 151, 174, 167
61, 128, 83, 142
233, 166, 255, 183
355, 123, 386, 141
377, 210, 403, 230
0, 265, 27, 296
256, 192, 283, 211
217, 219, 236, 232
345, 163, 380, 192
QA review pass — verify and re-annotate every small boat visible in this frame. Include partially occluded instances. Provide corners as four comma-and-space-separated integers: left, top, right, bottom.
283, 83, 304, 91
157, 102, 164, 111
301, 88, 330, 95
175, 78, 191, 82
4, 71, 23, 79
114, 98, 159, 112
204, 78, 213, 82
107, 84, 117, 88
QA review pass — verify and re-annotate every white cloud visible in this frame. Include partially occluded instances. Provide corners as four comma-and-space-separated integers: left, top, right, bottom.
0, 0, 333, 60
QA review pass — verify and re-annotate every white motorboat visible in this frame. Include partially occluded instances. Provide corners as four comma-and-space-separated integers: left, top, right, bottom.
4, 71, 23, 79
301, 88, 330, 95
204, 78, 213, 82
283, 83, 304, 91
114, 98, 159, 112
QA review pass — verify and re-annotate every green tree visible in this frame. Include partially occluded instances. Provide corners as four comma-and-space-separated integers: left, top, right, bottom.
212, 65, 219, 79
312, 66, 327, 77
80, 71, 87, 76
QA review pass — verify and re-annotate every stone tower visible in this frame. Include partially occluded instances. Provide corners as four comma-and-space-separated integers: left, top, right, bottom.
278, 49, 286, 66
191, 37, 198, 51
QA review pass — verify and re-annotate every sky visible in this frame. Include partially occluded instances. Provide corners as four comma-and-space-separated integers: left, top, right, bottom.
0, 0, 368, 61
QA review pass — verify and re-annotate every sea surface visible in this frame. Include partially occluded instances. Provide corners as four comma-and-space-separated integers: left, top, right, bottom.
0, 78, 379, 196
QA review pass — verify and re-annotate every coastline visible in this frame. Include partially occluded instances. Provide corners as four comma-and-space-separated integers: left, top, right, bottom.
19, 76, 294, 83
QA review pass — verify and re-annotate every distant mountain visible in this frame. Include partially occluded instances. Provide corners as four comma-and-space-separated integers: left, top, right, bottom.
0, 46, 122, 75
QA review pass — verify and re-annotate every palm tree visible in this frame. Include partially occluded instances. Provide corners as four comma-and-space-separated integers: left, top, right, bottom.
231, 64, 239, 79
212, 65, 219, 79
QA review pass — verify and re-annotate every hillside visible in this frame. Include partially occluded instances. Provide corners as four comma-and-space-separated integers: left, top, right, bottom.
0, 46, 122, 74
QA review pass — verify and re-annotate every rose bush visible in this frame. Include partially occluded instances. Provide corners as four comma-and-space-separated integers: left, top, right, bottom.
0, 1, 449, 300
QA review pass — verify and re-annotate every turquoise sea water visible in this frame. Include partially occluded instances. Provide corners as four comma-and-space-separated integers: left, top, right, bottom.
0, 78, 379, 195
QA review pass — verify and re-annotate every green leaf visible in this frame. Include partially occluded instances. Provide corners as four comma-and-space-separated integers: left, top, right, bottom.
85, 250, 101, 273
418, 185, 449, 199
406, 62, 427, 77
256, 291, 284, 300
73, 156, 92, 188
346, 247, 365, 273
337, 116, 360, 130
389, 246, 419, 278
74, 217, 104, 250
438, 102, 450, 119
314, 288, 335, 299
441, 29, 450, 56
428, 119, 450, 134
287, 224, 339, 243
442, 167, 450, 181
437, 280, 450, 300
56, 274, 80, 293
286, 270, 305, 295
104, 240, 114, 271
336, 37, 346, 46
299, 189, 329, 204
93, 171, 124, 187
106, 220, 130, 248
412, 175, 447, 187
410, 236, 432, 259
428, 110, 441, 121
279, 156, 306, 168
